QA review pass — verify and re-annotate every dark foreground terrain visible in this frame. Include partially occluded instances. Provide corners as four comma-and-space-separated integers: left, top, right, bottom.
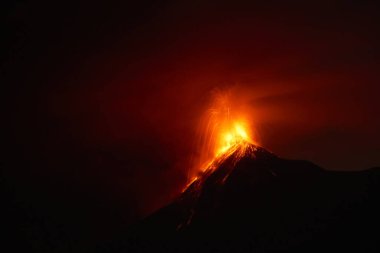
99, 143, 380, 252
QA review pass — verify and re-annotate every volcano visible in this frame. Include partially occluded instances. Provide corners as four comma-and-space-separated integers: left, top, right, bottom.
100, 143, 380, 252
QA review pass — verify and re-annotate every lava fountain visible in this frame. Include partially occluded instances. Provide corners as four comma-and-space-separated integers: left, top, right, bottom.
186, 89, 258, 189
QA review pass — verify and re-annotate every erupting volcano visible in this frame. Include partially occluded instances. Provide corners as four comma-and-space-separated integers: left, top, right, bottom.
186, 90, 259, 189
5, 2, 380, 252
185, 122, 257, 192
96, 92, 380, 253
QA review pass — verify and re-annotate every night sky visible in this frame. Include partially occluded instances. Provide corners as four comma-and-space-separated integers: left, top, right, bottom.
2, 1, 380, 251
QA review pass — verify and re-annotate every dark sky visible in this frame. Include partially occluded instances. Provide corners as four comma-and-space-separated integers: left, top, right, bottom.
2, 0, 380, 251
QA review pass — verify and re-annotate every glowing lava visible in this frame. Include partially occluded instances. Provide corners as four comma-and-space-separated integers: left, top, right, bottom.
186, 89, 258, 189
179, 90, 265, 229
216, 122, 252, 156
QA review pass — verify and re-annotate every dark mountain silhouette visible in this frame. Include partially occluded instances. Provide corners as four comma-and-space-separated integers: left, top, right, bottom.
100, 143, 380, 252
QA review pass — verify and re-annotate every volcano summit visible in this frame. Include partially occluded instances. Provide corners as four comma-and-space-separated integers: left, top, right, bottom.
100, 143, 380, 252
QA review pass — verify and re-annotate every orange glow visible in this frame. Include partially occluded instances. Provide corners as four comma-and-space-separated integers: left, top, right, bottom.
216, 122, 252, 155
186, 89, 258, 188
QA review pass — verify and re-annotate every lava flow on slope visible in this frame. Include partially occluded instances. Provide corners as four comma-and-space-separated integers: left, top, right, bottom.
176, 91, 266, 228
185, 90, 260, 192
177, 140, 275, 230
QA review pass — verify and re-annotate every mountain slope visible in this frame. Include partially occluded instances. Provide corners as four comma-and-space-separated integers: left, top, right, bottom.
101, 143, 380, 252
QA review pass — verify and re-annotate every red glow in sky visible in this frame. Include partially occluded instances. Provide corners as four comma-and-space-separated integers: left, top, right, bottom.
4, 0, 380, 226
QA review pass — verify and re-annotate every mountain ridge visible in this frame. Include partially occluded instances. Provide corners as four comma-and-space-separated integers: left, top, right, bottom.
99, 144, 380, 252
